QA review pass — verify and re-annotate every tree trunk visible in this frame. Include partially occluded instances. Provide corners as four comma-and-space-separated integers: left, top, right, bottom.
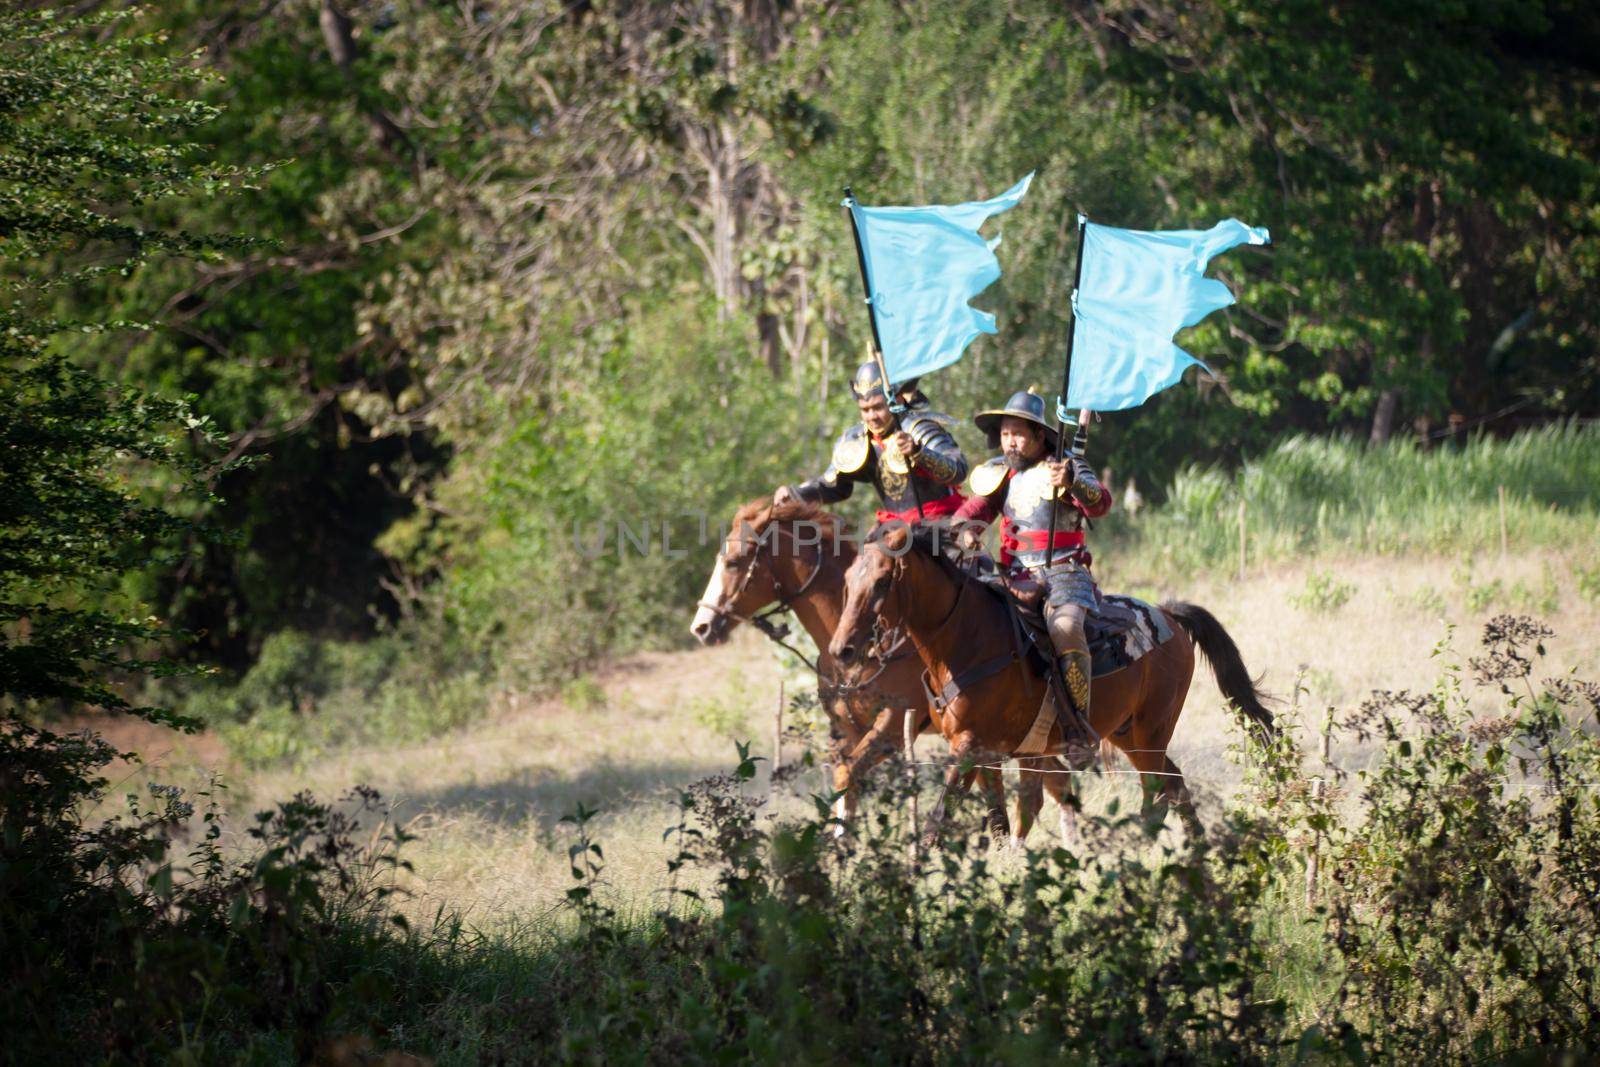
1369, 387, 1401, 445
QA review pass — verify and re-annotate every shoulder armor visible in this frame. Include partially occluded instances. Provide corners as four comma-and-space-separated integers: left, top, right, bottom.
970, 457, 1010, 497
903, 410, 957, 437
831, 424, 870, 473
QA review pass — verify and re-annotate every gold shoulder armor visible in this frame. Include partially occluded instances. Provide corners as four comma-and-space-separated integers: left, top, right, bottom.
831, 429, 870, 474
970, 458, 1008, 497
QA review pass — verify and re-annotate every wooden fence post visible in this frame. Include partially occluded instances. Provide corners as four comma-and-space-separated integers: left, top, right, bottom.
771, 681, 784, 800
904, 709, 919, 864
1498, 484, 1508, 559
1237, 498, 1248, 582
1305, 705, 1335, 908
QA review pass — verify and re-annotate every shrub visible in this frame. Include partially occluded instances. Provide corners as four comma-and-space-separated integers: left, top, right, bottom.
361, 615, 1600, 1063
1291, 569, 1357, 613
0, 719, 418, 1064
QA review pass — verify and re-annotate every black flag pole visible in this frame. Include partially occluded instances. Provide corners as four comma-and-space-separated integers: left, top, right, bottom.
1044, 213, 1090, 567
843, 186, 925, 522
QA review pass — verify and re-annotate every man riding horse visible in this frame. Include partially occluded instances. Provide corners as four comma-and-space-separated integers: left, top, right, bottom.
774, 361, 967, 525
953, 388, 1112, 734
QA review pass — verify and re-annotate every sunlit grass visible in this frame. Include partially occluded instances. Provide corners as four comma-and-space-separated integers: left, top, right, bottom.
1106, 423, 1600, 581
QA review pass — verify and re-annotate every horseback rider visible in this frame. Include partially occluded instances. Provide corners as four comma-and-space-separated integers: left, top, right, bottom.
775, 361, 968, 525
953, 389, 1112, 729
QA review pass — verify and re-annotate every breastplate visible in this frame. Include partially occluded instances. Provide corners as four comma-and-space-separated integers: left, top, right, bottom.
871, 446, 946, 512
1002, 463, 1076, 532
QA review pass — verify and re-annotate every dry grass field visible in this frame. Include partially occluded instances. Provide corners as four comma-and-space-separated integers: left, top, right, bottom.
87, 542, 1600, 927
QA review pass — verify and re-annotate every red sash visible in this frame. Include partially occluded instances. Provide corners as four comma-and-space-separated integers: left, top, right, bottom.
875, 489, 967, 526
998, 518, 1084, 567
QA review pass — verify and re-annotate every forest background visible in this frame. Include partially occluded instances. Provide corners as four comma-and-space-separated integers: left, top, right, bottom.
6, 0, 1599, 737
7, 3, 1600, 1061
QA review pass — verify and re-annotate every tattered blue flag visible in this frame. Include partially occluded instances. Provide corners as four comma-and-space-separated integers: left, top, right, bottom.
1066, 217, 1270, 412
847, 173, 1033, 384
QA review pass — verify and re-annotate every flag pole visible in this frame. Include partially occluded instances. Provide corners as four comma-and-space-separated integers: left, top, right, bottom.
1045, 214, 1089, 567
844, 186, 924, 522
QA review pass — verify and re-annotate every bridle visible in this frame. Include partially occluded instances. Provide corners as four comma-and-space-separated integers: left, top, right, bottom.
873, 539, 969, 647
698, 521, 908, 692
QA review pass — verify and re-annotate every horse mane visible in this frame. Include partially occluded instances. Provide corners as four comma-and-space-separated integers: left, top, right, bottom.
864, 520, 974, 585
731, 495, 844, 543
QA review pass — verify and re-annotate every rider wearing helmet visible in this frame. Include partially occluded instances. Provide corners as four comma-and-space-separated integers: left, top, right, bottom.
775, 360, 968, 525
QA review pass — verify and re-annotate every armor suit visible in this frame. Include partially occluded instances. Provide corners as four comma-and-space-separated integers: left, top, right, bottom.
953, 390, 1112, 729
789, 362, 968, 524
794, 410, 968, 520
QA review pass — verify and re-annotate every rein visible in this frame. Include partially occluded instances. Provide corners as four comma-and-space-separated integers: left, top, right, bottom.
699, 521, 908, 692
886, 545, 1011, 712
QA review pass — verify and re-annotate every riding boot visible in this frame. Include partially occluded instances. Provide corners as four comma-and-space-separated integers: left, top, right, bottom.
1045, 602, 1095, 761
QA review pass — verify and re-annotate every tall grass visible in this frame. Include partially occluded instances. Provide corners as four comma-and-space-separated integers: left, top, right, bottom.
1107, 422, 1600, 578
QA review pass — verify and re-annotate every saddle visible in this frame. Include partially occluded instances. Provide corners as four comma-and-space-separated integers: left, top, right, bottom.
917, 544, 1174, 760
955, 549, 1174, 680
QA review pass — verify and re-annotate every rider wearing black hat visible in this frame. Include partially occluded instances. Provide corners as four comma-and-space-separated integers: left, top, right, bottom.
954, 388, 1111, 732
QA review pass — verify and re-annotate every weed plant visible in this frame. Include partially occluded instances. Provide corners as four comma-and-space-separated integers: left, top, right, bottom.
11, 617, 1596, 1062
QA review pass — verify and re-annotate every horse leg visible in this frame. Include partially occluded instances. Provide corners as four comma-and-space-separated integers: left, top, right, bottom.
827, 706, 870, 833
922, 734, 978, 847
975, 766, 1010, 842
841, 706, 911, 795
1159, 753, 1204, 840
1121, 747, 1202, 841
1013, 760, 1045, 848
1105, 626, 1201, 842
1034, 757, 1081, 848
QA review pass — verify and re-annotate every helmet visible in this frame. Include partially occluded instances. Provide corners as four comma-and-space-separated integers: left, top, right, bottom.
974, 388, 1059, 451
849, 360, 920, 402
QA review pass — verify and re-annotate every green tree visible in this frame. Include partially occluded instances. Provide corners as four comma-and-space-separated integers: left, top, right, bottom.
68, 0, 454, 667
1086, 0, 1600, 442
1, 6, 256, 723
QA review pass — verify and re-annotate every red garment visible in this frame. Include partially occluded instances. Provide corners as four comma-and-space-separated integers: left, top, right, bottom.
952, 462, 1111, 567
874, 488, 966, 526
998, 519, 1089, 567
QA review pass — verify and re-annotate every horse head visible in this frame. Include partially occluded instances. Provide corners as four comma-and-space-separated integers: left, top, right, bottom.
830, 522, 911, 665
690, 497, 843, 646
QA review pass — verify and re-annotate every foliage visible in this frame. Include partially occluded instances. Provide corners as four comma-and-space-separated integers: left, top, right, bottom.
1110, 422, 1600, 580
0, 5, 261, 727
160, 626, 487, 768
108, 616, 1594, 1064
28, 0, 1593, 695
1085, 0, 1600, 443
0, 18, 420, 1061
1291, 571, 1358, 614
0, 715, 417, 1064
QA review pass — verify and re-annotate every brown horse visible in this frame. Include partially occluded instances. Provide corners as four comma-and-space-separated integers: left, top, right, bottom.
828, 523, 1275, 842
690, 498, 1078, 841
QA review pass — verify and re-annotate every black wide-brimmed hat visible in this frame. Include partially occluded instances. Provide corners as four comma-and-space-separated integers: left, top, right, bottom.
974, 388, 1059, 451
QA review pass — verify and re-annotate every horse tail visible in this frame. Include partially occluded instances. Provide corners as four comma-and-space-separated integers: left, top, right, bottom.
1162, 601, 1278, 740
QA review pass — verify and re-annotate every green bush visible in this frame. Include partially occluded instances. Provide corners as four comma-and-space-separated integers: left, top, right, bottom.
1291, 570, 1357, 613
182, 625, 490, 768
0, 720, 418, 1064
15, 617, 1598, 1062
227, 616, 1595, 1065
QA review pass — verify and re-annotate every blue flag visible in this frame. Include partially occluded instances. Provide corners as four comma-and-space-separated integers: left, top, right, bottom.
848, 173, 1033, 385
1066, 217, 1270, 412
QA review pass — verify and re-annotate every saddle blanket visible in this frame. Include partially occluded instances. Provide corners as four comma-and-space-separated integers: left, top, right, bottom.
963, 554, 1174, 678
1014, 594, 1175, 756
1087, 594, 1174, 679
